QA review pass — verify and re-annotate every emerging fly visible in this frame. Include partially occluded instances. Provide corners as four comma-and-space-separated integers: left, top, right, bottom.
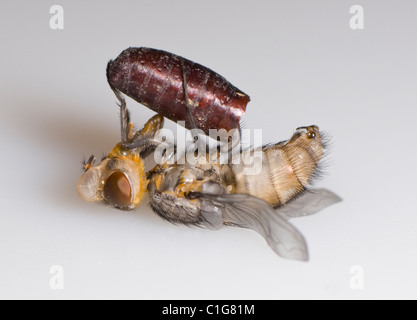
77, 98, 341, 261
78, 48, 341, 261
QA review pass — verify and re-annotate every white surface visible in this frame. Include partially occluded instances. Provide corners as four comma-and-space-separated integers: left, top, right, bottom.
1, 0, 417, 299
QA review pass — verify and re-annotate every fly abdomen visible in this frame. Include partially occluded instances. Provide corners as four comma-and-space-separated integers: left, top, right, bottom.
107, 47, 250, 135
237, 126, 325, 208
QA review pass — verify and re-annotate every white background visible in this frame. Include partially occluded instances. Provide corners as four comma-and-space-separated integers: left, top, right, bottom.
1, 0, 416, 299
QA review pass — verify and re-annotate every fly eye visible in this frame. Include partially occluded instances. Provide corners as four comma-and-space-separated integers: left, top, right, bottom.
103, 171, 132, 208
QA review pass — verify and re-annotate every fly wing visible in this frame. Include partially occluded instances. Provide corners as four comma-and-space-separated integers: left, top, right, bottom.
198, 192, 309, 261
279, 188, 342, 219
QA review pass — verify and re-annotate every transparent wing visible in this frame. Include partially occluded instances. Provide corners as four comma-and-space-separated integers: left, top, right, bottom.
279, 188, 342, 219
198, 192, 309, 261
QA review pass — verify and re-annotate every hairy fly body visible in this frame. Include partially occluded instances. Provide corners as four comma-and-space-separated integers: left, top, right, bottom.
77, 111, 340, 261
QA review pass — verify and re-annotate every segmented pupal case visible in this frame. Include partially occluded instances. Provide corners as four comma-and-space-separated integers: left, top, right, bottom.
107, 47, 250, 135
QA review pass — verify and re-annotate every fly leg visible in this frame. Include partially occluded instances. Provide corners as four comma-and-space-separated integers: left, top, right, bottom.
110, 86, 131, 145
180, 58, 211, 157
179, 58, 198, 134
110, 86, 163, 152
180, 58, 241, 156
110, 86, 176, 162
226, 123, 242, 160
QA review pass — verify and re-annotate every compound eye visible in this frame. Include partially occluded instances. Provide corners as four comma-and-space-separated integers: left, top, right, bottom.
103, 171, 132, 208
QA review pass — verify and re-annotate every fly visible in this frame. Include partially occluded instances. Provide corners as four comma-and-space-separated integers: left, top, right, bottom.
77, 108, 341, 261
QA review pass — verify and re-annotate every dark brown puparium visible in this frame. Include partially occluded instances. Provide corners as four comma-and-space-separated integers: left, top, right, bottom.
107, 47, 250, 135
